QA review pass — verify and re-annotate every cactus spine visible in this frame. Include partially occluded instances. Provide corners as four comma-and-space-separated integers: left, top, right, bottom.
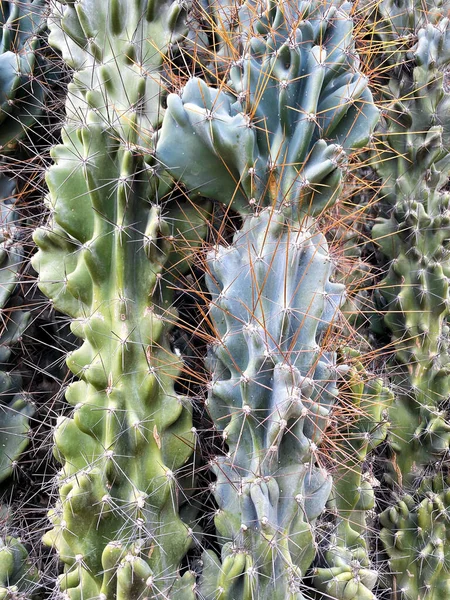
32, 1, 208, 597
157, 1, 378, 597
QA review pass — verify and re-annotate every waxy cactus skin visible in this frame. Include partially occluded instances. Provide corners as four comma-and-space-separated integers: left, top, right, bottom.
157, 1, 378, 597
31, 1, 208, 597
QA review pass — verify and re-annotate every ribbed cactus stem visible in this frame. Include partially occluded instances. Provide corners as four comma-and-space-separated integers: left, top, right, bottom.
361, 4, 450, 596
32, 1, 208, 597
313, 353, 393, 599
199, 209, 344, 599
370, 19, 450, 488
157, 1, 378, 596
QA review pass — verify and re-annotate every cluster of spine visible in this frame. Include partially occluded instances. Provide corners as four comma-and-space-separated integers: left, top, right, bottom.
157, 1, 378, 597
32, 1, 209, 598
361, 1, 450, 597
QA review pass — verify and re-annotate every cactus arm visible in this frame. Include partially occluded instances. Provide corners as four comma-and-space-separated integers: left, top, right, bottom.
157, 0, 378, 218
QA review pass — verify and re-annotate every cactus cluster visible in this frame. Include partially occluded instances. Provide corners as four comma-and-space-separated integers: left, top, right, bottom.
0, 0, 449, 598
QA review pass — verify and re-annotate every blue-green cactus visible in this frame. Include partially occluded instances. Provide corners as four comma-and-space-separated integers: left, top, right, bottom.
31, 1, 210, 598
157, 0, 378, 219
198, 209, 345, 599
0, 0, 49, 150
156, 1, 378, 597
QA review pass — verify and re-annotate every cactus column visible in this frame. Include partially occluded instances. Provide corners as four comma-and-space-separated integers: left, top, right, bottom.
157, 1, 378, 597
32, 1, 208, 598
361, 1, 450, 596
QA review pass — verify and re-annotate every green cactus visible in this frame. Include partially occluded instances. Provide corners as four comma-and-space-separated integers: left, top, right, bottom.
358, 2, 450, 596
379, 476, 450, 600
0, 0, 49, 151
0, 173, 32, 483
157, 1, 378, 597
313, 353, 393, 599
369, 15, 450, 490
31, 1, 210, 598
0, 535, 39, 600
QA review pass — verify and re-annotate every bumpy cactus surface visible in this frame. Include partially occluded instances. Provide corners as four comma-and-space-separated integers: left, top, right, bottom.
313, 353, 393, 599
0, 0, 49, 150
0, 535, 39, 600
0, 173, 32, 483
157, 1, 378, 597
360, 2, 450, 596
32, 1, 209, 598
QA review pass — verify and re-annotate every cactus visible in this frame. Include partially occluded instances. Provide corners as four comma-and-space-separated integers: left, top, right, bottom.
313, 353, 393, 599
379, 476, 450, 600
198, 209, 345, 599
0, 535, 39, 600
369, 11, 450, 495
157, 1, 378, 597
157, 0, 378, 219
0, 173, 32, 483
358, 2, 450, 596
0, 0, 49, 151
31, 1, 210, 598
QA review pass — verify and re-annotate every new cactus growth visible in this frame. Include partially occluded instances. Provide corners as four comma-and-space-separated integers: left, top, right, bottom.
32, 1, 209, 597
157, 1, 378, 596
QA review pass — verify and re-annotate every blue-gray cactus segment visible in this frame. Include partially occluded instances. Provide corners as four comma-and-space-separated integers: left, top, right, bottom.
157, 0, 378, 217
198, 209, 344, 599
0, 0, 49, 149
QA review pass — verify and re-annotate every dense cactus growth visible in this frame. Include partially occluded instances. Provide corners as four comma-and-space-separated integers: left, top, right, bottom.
31, 1, 208, 597
313, 354, 393, 599
0, 0, 449, 598
358, 2, 450, 596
